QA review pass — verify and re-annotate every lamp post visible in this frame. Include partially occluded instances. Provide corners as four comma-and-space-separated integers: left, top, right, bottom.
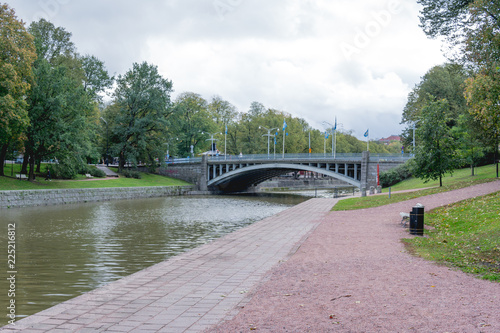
259, 126, 279, 158
203, 132, 221, 155
322, 120, 337, 158
100, 117, 109, 166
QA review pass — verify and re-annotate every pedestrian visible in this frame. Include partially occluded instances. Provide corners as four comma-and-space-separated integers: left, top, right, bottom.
45, 169, 51, 181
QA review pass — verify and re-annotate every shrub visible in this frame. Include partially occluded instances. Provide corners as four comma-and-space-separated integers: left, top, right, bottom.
122, 169, 142, 179
90, 168, 107, 178
48, 163, 77, 179
380, 162, 412, 187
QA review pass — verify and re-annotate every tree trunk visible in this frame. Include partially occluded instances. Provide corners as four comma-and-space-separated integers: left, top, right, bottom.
21, 154, 28, 174
0, 143, 8, 177
28, 154, 36, 181
36, 159, 42, 173
439, 175, 442, 187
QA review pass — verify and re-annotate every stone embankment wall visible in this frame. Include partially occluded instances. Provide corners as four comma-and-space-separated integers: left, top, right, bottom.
0, 186, 195, 209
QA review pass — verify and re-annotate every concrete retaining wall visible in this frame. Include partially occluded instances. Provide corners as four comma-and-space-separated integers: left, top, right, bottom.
0, 186, 195, 209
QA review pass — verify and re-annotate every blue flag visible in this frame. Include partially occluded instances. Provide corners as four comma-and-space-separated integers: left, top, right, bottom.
325, 131, 329, 139
334, 117, 337, 130
283, 119, 287, 130
364, 129, 369, 137
225, 125, 227, 135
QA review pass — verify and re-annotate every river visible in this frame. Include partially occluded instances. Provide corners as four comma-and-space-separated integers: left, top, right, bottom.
0, 193, 309, 324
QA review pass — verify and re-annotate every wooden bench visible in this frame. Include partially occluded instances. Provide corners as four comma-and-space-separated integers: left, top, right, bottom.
16, 174, 28, 180
400, 212, 410, 227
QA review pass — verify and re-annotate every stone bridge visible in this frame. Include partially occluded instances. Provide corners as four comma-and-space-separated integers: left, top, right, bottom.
159, 152, 410, 193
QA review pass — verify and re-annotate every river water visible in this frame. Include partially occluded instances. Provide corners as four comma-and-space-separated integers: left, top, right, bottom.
0, 193, 308, 324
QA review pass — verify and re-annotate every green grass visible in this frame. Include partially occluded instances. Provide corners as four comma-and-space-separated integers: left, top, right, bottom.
0, 164, 191, 190
403, 192, 500, 281
333, 164, 499, 211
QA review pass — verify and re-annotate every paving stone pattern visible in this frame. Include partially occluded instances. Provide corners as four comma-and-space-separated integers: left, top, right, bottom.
1, 199, 334, 332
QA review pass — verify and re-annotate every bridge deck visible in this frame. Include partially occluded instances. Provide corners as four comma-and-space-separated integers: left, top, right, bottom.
5, 199, 334, 332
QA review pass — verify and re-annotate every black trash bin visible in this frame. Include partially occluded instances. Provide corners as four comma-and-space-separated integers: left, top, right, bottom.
409, 205, 424, 236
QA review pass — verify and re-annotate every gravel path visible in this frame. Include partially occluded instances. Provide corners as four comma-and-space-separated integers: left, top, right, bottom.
210, 181, 500, 332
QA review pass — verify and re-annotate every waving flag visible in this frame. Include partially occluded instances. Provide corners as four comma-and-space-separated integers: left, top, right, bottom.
334, 117, 337, 130
225, 125, 227, 135
364, 129, 369, 137
283, 119, 287, 130
325, 131, 329, 139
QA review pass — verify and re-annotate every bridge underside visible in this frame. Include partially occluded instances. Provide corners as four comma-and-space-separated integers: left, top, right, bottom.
207, 163, 362, 193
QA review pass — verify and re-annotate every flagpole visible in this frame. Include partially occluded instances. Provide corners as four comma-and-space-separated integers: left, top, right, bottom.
224, 124, 227, 160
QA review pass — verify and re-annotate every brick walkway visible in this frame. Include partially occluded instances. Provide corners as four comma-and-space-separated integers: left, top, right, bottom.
1, 199, 335, 332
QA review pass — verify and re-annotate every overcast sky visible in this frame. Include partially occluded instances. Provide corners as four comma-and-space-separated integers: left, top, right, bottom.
8, 0, 446, 139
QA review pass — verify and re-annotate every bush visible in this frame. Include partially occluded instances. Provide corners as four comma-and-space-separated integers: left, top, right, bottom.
380, 162, 412, 187
121, 169, 142, 179
48, 163, 78, 179
90, 168, 106, 178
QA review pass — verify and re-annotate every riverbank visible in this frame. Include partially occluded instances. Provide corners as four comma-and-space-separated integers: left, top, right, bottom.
0, 186, 195, 208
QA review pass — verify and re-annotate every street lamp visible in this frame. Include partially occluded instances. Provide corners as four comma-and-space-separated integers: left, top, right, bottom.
322, 119, 338, 158
202, 132, 222, 155
100, 117, 109, 166
259, 126, 279, 158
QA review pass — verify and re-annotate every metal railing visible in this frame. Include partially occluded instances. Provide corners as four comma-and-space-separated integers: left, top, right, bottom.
167, 153, 411, 164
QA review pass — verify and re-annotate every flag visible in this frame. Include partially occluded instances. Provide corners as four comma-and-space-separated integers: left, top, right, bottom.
334, 117, 337, 130
225, 125, 227, 135
325, 131, 329, 139
283, 119, 287, 130
364, 129, 369, 137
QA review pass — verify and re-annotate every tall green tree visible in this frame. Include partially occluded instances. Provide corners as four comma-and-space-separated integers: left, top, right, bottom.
110, 62, 173, 170
169, 92, 214, 157
0, 4, 36, 175
401, 63, 468, 150
464, 71, 500, 176
411, 97, 458, 187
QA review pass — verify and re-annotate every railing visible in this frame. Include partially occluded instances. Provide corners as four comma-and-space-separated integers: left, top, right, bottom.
206, 153, 412, 162
167, 153, 411, 164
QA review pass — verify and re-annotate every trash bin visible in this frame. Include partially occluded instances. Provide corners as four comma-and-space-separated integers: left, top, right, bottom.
409, 204, 424, 236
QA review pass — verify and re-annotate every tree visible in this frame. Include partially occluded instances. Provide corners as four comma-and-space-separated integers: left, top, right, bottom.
417, 0, 499, 65
411, 97, 458, 187
79, 54, 114, 102
401, 63, 468, 150
0, 4, 36, 175
464, 70, 500, 176
110, 62, 173, 171
169, 92, 215, 157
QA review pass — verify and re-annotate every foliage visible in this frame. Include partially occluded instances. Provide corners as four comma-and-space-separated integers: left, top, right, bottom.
379, 162, 412, 187
121, 169, 142, 179
169, 92, 213, 157
404, 192, 500, 281
400, 63, 468, 150
109, 62, 173, 170
0, 4, 36, 175
411, 97, 458, 187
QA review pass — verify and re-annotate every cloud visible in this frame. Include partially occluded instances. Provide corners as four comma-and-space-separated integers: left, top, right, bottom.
8, 0, 446, 139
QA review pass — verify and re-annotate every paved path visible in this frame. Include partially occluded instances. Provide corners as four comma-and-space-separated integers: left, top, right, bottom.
213, 180, 500, 332
95, 165, 119, 177
1, 199, 335, 332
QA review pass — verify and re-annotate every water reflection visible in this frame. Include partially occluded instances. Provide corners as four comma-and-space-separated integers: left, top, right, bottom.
0, 194, 305, 324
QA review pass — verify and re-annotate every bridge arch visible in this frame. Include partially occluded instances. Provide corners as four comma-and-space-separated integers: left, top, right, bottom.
207, 163, 361, 192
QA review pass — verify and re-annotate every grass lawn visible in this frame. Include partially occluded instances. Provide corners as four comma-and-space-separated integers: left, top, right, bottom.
0, 164, 191, 190
333, 164, 499, 211
404, 192, 500, 281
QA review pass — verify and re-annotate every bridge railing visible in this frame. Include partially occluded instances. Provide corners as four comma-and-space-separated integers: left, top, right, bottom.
206, 153, 412, 162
